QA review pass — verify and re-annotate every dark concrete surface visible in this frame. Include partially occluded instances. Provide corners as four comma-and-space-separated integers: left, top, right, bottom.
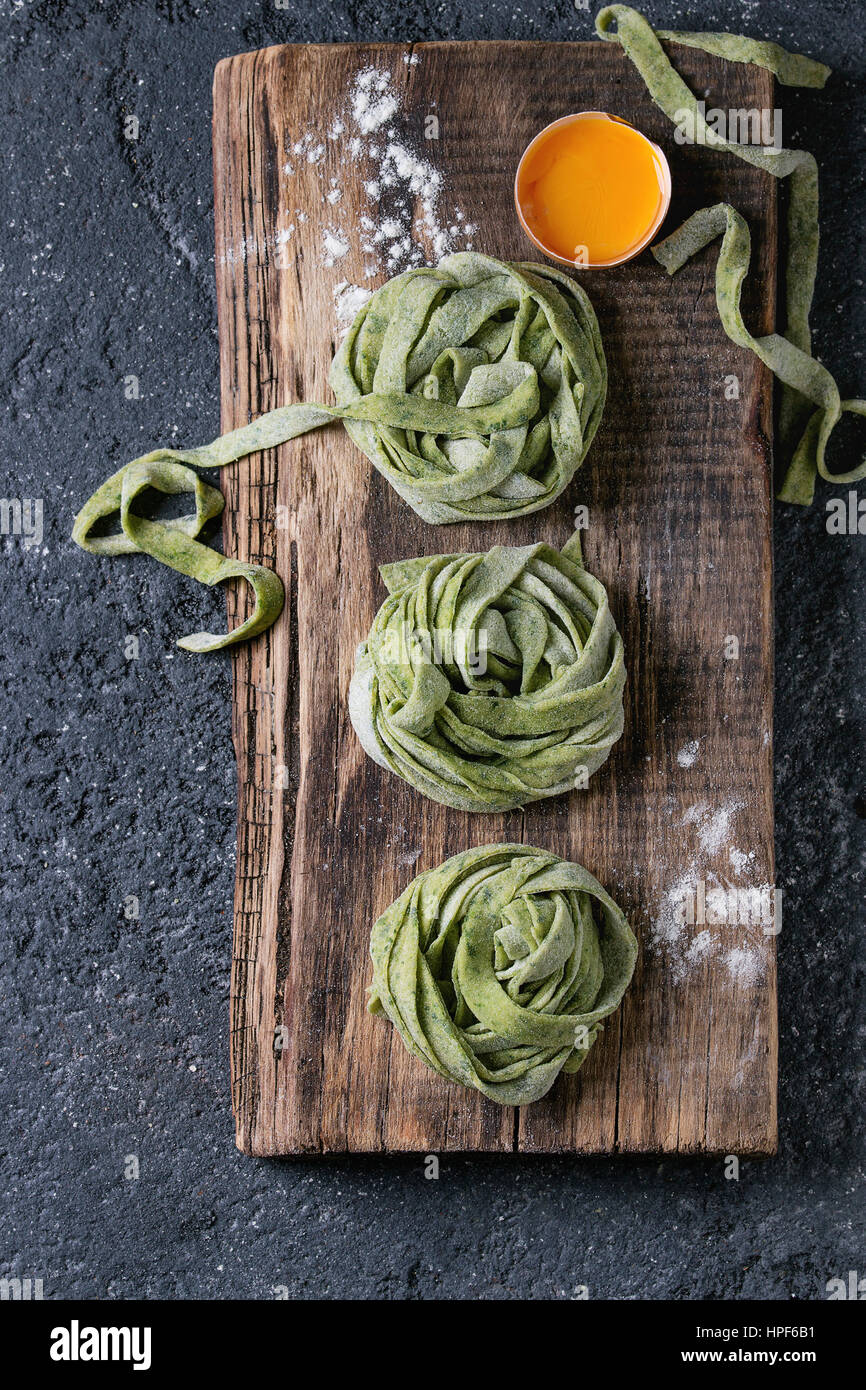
0, 0, 863, 1301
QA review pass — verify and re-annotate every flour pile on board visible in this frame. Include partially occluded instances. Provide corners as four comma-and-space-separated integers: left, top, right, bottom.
676, 739, 700, 768
351, 66, 400, 134
322, 229, 350, 266
650, 799, 773, 986
683, 799, 744, 857
333, 281, 372, 326
222, 59, 480, 302
281, 59, 477, 286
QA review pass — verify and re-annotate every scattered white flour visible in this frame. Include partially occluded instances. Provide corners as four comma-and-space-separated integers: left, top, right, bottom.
681, 799, 745, 857
351, 67, 400, 133
676, 739, 700, 768
220, 233, 260, 266
285, 60, 476, 285
334, 281, 372, 326
723, 946, 763, 986
650, 798, 770, 987
292, 131, 325, 163
729, 846, 756, 875
322, 228, 350, 265
221, 57, 478, 302
685, 928, 714, 969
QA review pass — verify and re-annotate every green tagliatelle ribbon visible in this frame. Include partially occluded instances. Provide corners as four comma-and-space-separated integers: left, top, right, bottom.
348, 530, 625, 812
369, 843, 638, 1106
653, 203, 866, 506
73, 252, 606, 649
72, 453, 286, 652
595, 4, 866, 505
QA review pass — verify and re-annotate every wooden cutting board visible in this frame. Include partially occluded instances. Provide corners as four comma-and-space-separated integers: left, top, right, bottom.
212, 38, 777, 1156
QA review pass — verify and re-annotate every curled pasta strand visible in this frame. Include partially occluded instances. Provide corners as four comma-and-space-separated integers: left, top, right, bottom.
596, 4, 865, 504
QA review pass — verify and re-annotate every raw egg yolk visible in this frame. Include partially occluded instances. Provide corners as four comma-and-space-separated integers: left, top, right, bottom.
517, 115, 666, 265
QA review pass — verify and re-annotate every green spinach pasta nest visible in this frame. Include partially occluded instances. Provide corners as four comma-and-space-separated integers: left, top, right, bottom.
330, 252, 607, 523
369, 844, 638, 1106
348, 531, 625, 812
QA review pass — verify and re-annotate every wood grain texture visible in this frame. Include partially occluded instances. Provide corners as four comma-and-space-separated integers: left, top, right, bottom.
212, 40, 777, 1155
